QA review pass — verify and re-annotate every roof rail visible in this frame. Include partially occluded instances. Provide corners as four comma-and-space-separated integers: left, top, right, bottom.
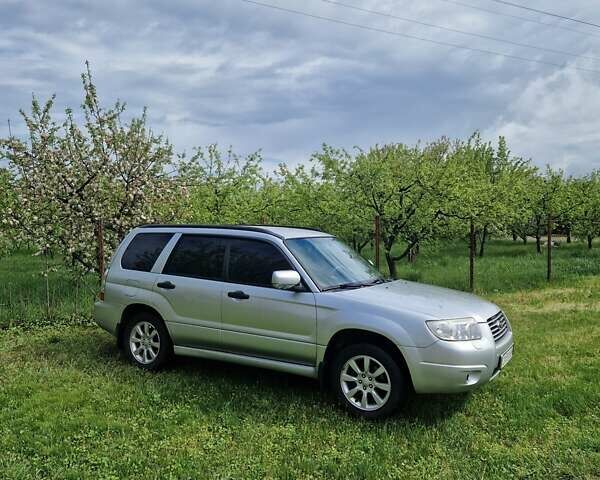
136, 224, 324, 240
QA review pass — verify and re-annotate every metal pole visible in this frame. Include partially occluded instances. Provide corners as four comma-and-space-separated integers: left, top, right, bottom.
96, 219, 105, 280
547, 214, 553, 281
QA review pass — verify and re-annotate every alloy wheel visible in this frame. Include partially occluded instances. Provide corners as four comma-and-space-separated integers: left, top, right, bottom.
340, 354, 391, 411
129, 320, 161, 365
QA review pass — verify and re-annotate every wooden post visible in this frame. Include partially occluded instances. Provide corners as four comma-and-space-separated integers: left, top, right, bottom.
95, 219, 105, 280
469, 219, 475, 292
547, 214, 553, 282
44, 251, 50, 319
374, 215, 381, 271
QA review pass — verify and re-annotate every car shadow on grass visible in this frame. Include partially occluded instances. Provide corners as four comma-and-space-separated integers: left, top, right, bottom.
162, 353, 471, 424
45, 329, 473, 425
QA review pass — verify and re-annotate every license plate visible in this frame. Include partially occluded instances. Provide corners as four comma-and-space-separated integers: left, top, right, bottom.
500, 345, 513, 368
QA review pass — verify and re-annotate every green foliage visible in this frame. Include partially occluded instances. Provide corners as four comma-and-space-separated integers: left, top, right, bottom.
270, 161, 333, 230
571, 171, 600, 247
306, 139, 490, 277
515, 168, 581, 252
178, 145, 273, 224
309, 145, 373, 250
438, 134, 534, 234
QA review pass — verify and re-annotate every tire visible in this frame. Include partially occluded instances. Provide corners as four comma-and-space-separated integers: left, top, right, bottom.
332, 343, 407, 419
123, 311, 172, 370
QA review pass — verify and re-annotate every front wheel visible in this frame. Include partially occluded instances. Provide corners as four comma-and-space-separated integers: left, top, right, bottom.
124, 312, 172, 370
332, 343, 407, 419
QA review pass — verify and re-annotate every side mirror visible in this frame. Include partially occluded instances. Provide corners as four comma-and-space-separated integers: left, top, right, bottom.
272, 270, 301, 290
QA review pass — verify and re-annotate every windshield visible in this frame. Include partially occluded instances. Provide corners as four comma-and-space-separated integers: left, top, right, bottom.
286, 237, 384, 291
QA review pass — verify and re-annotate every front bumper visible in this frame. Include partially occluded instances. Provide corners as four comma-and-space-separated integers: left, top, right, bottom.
402, 329, 514, 394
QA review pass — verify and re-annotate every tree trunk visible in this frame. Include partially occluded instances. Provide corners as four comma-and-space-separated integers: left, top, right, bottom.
522, 235, 527, 245
478, 225, 488, 258
536, 234, 541, 254
547, 215, 553, 282
385, 251, 397, 279
512, 231, 517, 242
588, 235, 593, 249
407, 243, 419, 263
374, 215, 381, 270
566, 228, 572, 243
469, 220, 475, 292
356, 239, 369, 255
95, 219, 105, 279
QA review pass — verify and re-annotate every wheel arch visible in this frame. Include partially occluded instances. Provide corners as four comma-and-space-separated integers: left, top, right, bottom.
320, 328, 413, 391
117, 303, 165, 350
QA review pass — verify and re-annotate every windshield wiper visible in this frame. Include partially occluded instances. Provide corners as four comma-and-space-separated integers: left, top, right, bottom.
322, 277, 387, 292
321, 281, 366, 292
366, 277, 387, 285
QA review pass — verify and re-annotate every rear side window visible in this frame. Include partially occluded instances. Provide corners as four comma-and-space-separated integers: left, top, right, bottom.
121, 233, 173, 272
227, 238, 291, 287
163, 235, 225, 280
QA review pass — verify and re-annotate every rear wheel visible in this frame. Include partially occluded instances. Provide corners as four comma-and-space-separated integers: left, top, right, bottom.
124, 312, 172, 370
332, 343, 406, 419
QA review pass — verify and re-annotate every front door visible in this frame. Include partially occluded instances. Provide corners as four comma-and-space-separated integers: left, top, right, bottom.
220, 237, 317, 365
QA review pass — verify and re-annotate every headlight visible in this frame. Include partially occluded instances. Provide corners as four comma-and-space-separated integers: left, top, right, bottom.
426, 318, 482, 341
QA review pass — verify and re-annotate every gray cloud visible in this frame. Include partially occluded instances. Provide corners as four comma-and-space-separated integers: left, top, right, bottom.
1, 0, 600, 173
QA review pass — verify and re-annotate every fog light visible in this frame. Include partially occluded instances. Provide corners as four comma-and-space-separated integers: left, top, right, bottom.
464, 371, 481, 385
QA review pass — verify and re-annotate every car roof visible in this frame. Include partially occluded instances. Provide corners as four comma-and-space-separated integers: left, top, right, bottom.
137, 224, 332, 240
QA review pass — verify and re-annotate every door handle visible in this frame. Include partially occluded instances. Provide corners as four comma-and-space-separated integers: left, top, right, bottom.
228, 290, 250, 300
157, 281, 176, 290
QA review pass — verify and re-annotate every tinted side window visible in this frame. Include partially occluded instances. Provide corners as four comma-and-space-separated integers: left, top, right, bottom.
121, 233, 173, 272
163, 235, 225, 280
228, 239, 291, 287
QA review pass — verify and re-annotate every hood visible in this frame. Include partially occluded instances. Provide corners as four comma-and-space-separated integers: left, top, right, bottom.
329, 279, 500, 321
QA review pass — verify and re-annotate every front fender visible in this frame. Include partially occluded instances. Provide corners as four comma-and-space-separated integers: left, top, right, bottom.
315, 297, 437, 349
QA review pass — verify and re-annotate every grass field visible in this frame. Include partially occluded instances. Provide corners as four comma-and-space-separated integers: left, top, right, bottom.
1, 240, 599, 479
0, 251, 96, 329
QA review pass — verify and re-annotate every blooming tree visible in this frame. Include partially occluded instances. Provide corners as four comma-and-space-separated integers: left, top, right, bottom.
0, 64, 182, 275
0, 168, 16, 257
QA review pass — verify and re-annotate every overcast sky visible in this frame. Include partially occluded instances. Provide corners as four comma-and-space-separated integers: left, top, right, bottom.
1, 0, 600, 174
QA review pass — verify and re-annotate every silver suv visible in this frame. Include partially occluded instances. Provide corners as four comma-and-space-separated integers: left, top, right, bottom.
94, 225, 514, 418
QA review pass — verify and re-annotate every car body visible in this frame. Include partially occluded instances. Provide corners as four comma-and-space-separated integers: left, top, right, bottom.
94, 225, 514, 418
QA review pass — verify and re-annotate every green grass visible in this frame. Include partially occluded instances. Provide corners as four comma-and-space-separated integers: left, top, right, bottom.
1, 241, 599, 479
366, 237, 600, 294
0, 251, 96, 329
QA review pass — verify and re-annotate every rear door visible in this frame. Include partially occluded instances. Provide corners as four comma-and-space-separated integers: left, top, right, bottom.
153, 234, 226, 349
220, 237, 317, 365
107, 231, 174, 304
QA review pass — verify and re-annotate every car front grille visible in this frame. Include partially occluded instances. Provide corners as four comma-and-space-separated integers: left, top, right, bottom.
486, 311, 510, 342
